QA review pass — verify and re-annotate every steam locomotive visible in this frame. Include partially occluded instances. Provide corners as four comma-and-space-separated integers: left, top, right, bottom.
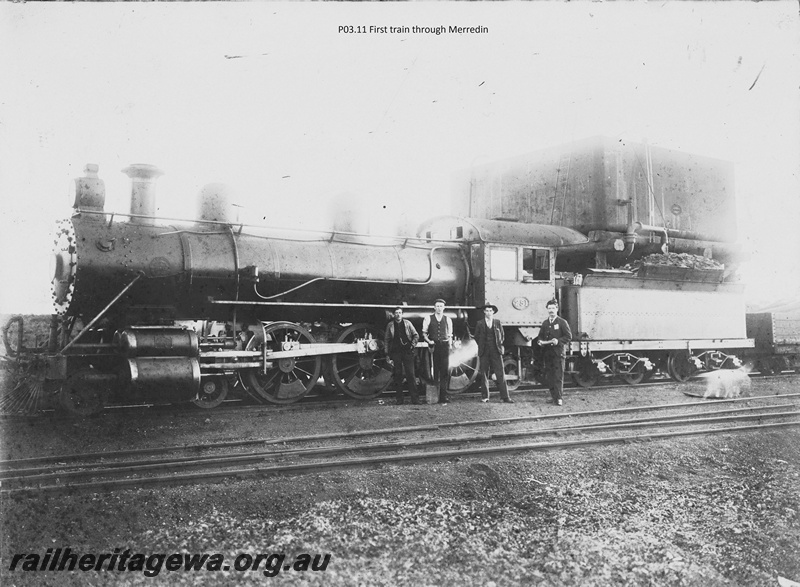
2, 161, 776, 415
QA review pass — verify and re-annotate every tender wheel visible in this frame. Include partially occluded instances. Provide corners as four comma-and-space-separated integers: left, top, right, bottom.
571, 357, 599, 388
244, 322, 322, 404
502, 356, 521, 392
617, 358, 647, 385
642, 356, 666, 383
572, 370, 598, 388
192, 376, 229, 409
755, 359, 774, 375
666, 351, 697, 383
417, 338, 480, 394
771, 356, 789, 374
640, 367, 656, 383
329, 324, 392, 400
618, 369, 646, 385
59, 369, 108, 416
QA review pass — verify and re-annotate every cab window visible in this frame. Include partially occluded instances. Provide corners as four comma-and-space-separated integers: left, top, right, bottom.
522, 248, 550, 281
489, 248, 517, 281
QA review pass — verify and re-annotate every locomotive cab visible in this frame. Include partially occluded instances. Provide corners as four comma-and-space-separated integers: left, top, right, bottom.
469, 243, 554, 327
417, 216, 588, 328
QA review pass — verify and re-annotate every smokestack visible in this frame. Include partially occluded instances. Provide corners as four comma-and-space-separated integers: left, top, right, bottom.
123, 164, 164, 225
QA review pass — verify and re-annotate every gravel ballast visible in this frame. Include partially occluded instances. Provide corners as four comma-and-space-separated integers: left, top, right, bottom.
1, 376, 799, 586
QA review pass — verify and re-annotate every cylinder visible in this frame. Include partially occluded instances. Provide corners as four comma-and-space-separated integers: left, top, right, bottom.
115, 327, 199, 357
123, 357, 201, 402
123, 164, 164, 225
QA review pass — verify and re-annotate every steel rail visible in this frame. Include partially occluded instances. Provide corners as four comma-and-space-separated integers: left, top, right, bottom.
1, 370, 795, 420
4, 403, 796, 483
3, 401, 796, 481
3, 420, 799, 496
3, 408, 798, 488
3, 393, 800, 469
0, 404, 800, 482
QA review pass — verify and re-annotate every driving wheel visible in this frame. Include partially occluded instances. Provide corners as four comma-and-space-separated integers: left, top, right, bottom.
244, 322, 322, 404
329, 324, 393, 400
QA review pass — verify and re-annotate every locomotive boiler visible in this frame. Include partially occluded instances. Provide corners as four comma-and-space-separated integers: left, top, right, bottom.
54, 165, 469, 324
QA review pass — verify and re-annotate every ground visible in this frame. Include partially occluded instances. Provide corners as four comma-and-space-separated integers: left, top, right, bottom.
1, 375, 799, 586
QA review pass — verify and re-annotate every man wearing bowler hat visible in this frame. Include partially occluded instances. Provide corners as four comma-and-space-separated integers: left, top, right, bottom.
474, 303, 514, 404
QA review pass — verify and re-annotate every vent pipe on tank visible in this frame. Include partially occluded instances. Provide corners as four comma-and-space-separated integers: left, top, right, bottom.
123, 164, 164, 225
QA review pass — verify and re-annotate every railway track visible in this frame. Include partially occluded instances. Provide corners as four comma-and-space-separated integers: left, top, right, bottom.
3, 393, 799, 497
2, 371, 796, 421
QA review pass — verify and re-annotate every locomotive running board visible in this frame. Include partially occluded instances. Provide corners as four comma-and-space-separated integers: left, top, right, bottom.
209, 298, 478, 310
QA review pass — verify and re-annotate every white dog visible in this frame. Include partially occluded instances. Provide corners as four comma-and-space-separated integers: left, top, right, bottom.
697, 368, 752, 399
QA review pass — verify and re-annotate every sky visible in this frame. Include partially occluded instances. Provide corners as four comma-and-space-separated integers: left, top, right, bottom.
1, 2, 799, 314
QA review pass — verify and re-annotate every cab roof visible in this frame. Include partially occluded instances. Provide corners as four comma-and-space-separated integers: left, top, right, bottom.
416, 216, 589, 247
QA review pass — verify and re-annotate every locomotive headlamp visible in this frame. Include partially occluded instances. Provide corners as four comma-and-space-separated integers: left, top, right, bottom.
51, 250, 72, 283
71, 163, 105, 213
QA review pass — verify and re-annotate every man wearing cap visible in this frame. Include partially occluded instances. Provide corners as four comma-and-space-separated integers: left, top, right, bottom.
474, 303, 514, 404
537, 299, 572, 406
422, 299, 453, 405
384, 307, 421, 405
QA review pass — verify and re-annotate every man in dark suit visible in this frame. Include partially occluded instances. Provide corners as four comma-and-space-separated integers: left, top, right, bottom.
384, 307, 421, 405
422, 299, 453, 405
536, 299, 572, 406
474, 303, 513, 404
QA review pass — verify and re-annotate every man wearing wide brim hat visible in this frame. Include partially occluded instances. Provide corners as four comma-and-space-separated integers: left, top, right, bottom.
474, 303, 513, 403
